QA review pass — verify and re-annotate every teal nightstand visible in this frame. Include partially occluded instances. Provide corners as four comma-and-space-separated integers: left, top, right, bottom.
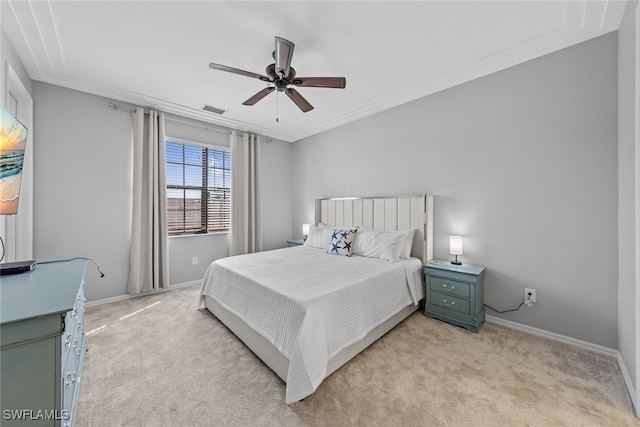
287, 239, 305, 247
424, 260, 486, 333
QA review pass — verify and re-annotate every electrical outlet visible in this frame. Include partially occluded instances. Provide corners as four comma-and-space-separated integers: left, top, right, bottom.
525, 288, 536, 304
192, 257, 198, 266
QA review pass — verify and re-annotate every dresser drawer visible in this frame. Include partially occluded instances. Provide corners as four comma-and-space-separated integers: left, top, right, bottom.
62, 284, 85, 371
61, 280, 86, 425
430, 292, 470, 314
62, 328, 84, 377
430, 276, 470, 298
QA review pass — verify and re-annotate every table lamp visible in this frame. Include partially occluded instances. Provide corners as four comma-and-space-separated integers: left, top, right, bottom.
450, 236, 463, 265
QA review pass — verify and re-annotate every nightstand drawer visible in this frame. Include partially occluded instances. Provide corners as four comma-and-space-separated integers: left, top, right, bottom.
430, 293, 470, 314
430, 276, 470, 298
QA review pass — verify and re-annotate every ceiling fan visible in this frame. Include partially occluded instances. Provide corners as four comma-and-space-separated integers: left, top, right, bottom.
209, 36, 346, 113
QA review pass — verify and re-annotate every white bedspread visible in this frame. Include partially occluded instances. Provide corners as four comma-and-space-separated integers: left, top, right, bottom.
199, 246, 424, 403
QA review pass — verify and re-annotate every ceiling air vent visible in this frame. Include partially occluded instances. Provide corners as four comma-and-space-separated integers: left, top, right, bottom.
202, 105, 226, 115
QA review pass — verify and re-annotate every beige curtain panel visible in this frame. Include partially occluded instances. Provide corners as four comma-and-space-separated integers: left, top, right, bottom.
229, 130, 263, 256
127, 107, 170, 294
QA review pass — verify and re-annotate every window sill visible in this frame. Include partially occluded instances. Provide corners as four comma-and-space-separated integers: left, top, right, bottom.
168, 231, 230, 239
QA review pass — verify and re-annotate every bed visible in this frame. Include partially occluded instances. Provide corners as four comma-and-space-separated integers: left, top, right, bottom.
199, 195, 434, 403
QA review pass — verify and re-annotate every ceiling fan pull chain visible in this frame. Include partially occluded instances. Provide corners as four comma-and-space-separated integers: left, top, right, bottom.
276, 90, 279, 123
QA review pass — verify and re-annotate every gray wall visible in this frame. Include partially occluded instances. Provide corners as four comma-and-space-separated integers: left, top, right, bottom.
32, 82, 293, 301
33, 83, 133, 301
618, 0, 639, 411
292, 33, 619, 349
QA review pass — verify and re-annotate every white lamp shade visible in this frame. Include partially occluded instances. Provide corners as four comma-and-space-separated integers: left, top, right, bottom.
302, 224, 310, 235
450, 236, 463, 255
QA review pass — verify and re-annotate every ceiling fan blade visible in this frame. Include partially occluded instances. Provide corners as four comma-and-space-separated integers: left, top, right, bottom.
209, 63, 271, 82
242, 87, 275, 106
285, 88, 313, 112
291, 77, 346, 89
274, 36, 295, 78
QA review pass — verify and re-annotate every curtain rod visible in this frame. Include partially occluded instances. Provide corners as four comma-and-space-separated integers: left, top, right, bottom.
107, 101, 231, 135
108, 101, 135, 112
107, 100, 274, 141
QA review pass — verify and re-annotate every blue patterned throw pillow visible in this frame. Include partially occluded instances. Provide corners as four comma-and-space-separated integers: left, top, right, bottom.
326, 229, 358, 256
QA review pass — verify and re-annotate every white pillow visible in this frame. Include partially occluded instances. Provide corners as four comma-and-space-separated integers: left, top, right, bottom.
353, 228, 405, 263
303, 225, 335, 249
400, 229, 416, 259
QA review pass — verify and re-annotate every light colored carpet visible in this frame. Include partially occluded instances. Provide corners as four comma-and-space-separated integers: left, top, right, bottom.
76, 285, 639, 426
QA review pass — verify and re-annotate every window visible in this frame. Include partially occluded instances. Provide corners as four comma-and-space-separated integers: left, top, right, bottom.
165, 138, 231, 234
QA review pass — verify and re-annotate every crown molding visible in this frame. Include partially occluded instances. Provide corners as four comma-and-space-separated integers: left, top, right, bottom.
289, 0, 628, 141
3, 0, 629, 143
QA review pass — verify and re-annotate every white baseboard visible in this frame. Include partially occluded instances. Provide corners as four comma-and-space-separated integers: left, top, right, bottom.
485, 314, 618, 357
616, 351, 639, 417
487, 314, 640, 418
85, 280, 201, 307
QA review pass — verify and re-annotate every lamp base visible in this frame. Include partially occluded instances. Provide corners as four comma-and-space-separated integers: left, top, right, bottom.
451, 261, 462, 265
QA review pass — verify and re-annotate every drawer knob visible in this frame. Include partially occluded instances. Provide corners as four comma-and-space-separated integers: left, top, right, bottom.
65, 371, 77, 388
63, 373, 79, 387
442, 283, 455, 291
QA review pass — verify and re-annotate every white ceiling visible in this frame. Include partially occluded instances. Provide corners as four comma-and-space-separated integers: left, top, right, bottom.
1, 1, 628, 142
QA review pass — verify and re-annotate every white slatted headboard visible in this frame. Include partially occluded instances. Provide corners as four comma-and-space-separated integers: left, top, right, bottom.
315, 195, 434, 263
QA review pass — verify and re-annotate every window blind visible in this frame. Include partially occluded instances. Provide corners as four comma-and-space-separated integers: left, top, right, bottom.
166, 139, 230, 234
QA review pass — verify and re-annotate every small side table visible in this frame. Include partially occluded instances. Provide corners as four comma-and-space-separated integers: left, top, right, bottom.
424, 260, 486, 333
287, 239, 305, 247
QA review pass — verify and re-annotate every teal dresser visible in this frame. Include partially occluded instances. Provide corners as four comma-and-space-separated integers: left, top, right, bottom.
424, 261, 486, 333
1, 258, 88, 426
